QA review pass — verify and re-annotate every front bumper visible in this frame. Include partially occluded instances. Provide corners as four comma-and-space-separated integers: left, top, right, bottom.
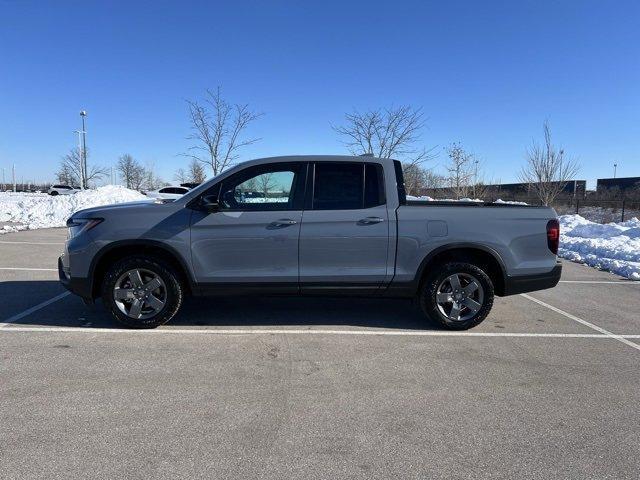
58, 256, 93, 300
502, 262, 562, 296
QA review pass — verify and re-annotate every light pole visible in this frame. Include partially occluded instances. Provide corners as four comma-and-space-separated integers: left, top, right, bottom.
73, 130, 85, 188
473, 159, 479, 198
80, 110, 88, 188
613, 163, 617, 179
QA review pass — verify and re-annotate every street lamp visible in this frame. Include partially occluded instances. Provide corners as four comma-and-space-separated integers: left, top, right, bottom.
613, 163, 617, 179
79, 110, 88, 189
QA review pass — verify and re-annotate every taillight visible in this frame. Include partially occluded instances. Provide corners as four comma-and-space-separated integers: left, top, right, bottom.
546, 219, 560, 255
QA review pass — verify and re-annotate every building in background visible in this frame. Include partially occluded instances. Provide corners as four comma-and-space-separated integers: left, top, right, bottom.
597, 177, 640, 195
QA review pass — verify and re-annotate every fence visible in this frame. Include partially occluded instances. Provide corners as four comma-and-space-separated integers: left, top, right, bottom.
552, 198, 639, 223
424, 192, 640, 224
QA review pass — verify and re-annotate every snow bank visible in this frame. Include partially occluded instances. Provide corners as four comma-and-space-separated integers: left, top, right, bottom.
559, 214, 640, 280
406, 195, 527, 205
0, 186, 148, 233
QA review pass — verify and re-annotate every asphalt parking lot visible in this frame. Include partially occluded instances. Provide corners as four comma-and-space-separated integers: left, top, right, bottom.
1, 228, 639, 479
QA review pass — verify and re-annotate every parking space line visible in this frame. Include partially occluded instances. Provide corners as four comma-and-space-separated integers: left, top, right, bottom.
2, 325, 640, 338
521, 293, 640, 352
0, 267, 58, 271
0, 291, 70, 328
559, 281, 640, 284
0, 241, 64, 245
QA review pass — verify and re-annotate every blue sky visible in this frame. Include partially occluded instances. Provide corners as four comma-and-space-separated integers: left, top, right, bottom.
1, 0, 638, 186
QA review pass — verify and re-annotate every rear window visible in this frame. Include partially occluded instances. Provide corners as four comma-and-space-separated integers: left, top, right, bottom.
313, 162, 362, 210
160, 187, 187, 194
312, 162, 386, 210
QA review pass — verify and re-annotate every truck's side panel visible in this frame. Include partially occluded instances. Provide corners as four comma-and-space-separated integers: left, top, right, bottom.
393, 205, 559, 285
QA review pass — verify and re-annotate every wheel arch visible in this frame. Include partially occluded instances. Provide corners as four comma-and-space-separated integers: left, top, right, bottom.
90, 240, 195, 299
415, 243, 507, 296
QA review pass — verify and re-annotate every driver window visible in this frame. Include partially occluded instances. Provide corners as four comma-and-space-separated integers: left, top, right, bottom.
220, 168, 297, 210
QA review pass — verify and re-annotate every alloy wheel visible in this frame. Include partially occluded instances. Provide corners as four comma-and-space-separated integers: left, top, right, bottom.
113, 268, 167, 319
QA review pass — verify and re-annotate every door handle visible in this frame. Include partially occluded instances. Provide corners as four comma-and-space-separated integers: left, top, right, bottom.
357, 216, 384, 225
268, 219, 298, 228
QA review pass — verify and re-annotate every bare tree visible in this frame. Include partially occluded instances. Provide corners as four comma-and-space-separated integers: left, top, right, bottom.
174, 168, 188, 184
138, 162, 164, 191
334, 105, 436, 168
188, 159, 206, 183
445, 143, 474, 200
56, 162, 75, 186
117, 154, 146, 190
184, 87, 262, 176
519, 121, 580, 206
56, 148, 107, 188
257, 172, 275, 198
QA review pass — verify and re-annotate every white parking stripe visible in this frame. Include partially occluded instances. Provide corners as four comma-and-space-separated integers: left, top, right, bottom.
0, 267, 58, 271
2, 325, 640, 338
521, 293, 640, 352
0, 241, 64, 245
559, 280, 640, 284
0, 291, 70, 328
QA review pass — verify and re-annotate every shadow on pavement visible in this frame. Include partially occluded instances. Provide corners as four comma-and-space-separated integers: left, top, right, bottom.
2, 281, 437, 331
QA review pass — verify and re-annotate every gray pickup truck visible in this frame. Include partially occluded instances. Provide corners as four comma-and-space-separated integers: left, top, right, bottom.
59, 155, 561, 329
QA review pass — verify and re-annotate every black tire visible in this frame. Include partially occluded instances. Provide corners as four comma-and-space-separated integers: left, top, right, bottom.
50, 191, 59, 196
419, 262, 494, 330
102, 256, 183, 328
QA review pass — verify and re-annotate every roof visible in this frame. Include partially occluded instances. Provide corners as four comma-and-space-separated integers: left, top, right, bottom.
237, 154, 391, 168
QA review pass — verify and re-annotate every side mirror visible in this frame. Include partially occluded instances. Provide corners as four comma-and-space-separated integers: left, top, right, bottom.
200, 194, 220, 213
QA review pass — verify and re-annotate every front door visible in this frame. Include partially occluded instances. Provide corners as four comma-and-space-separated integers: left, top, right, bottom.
299, 161, 391, 293
190, 162, 306, 291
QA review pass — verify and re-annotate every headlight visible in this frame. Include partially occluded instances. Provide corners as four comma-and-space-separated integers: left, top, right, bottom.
66, 217, 103, 238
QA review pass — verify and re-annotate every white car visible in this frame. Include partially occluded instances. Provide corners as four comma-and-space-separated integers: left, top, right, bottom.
144, 186, 190, 200
48, 185, 80, 196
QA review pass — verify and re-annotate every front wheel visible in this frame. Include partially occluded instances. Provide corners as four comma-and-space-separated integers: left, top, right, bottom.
102, 256, 183, 328
420, 262, 494, 330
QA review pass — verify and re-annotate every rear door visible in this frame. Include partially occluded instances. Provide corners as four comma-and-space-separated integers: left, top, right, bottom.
190, 162, 306, 290
299, 161, 391, 293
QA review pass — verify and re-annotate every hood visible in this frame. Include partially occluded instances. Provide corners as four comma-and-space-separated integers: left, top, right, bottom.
72, 199, 157, 218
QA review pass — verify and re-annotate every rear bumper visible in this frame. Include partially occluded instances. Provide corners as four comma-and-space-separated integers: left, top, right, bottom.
58, 256, 93, 300
502, 262, 562, 296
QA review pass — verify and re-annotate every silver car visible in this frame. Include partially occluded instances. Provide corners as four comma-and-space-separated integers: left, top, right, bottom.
59, 155, 561, 329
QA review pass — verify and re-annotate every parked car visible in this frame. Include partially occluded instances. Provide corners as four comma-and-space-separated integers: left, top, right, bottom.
48, 185, 80, 196
60, 155, 561, 329
144, 186, 190, 200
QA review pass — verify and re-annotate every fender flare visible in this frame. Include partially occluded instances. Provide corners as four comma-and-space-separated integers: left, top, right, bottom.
413, 242, 508, 292
88, 240, 196, 297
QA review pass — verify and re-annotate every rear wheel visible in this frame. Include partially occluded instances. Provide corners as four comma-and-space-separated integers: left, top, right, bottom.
50, 191, 59, 196
420, 262, 494, 330
102, 256, 183, 328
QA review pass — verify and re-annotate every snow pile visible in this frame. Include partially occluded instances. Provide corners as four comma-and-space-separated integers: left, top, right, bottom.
559, 214, 640, 280
406, 195, 527, 205
0, 186, 148, 233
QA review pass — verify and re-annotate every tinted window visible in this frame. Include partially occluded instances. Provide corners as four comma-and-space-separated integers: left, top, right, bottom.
219, 164, 300, 211
160, 187, 187, 195
313, 163, 363, 210
312, 162, 385, 210
364, 163, 385, 208
393, 160, 407, 205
